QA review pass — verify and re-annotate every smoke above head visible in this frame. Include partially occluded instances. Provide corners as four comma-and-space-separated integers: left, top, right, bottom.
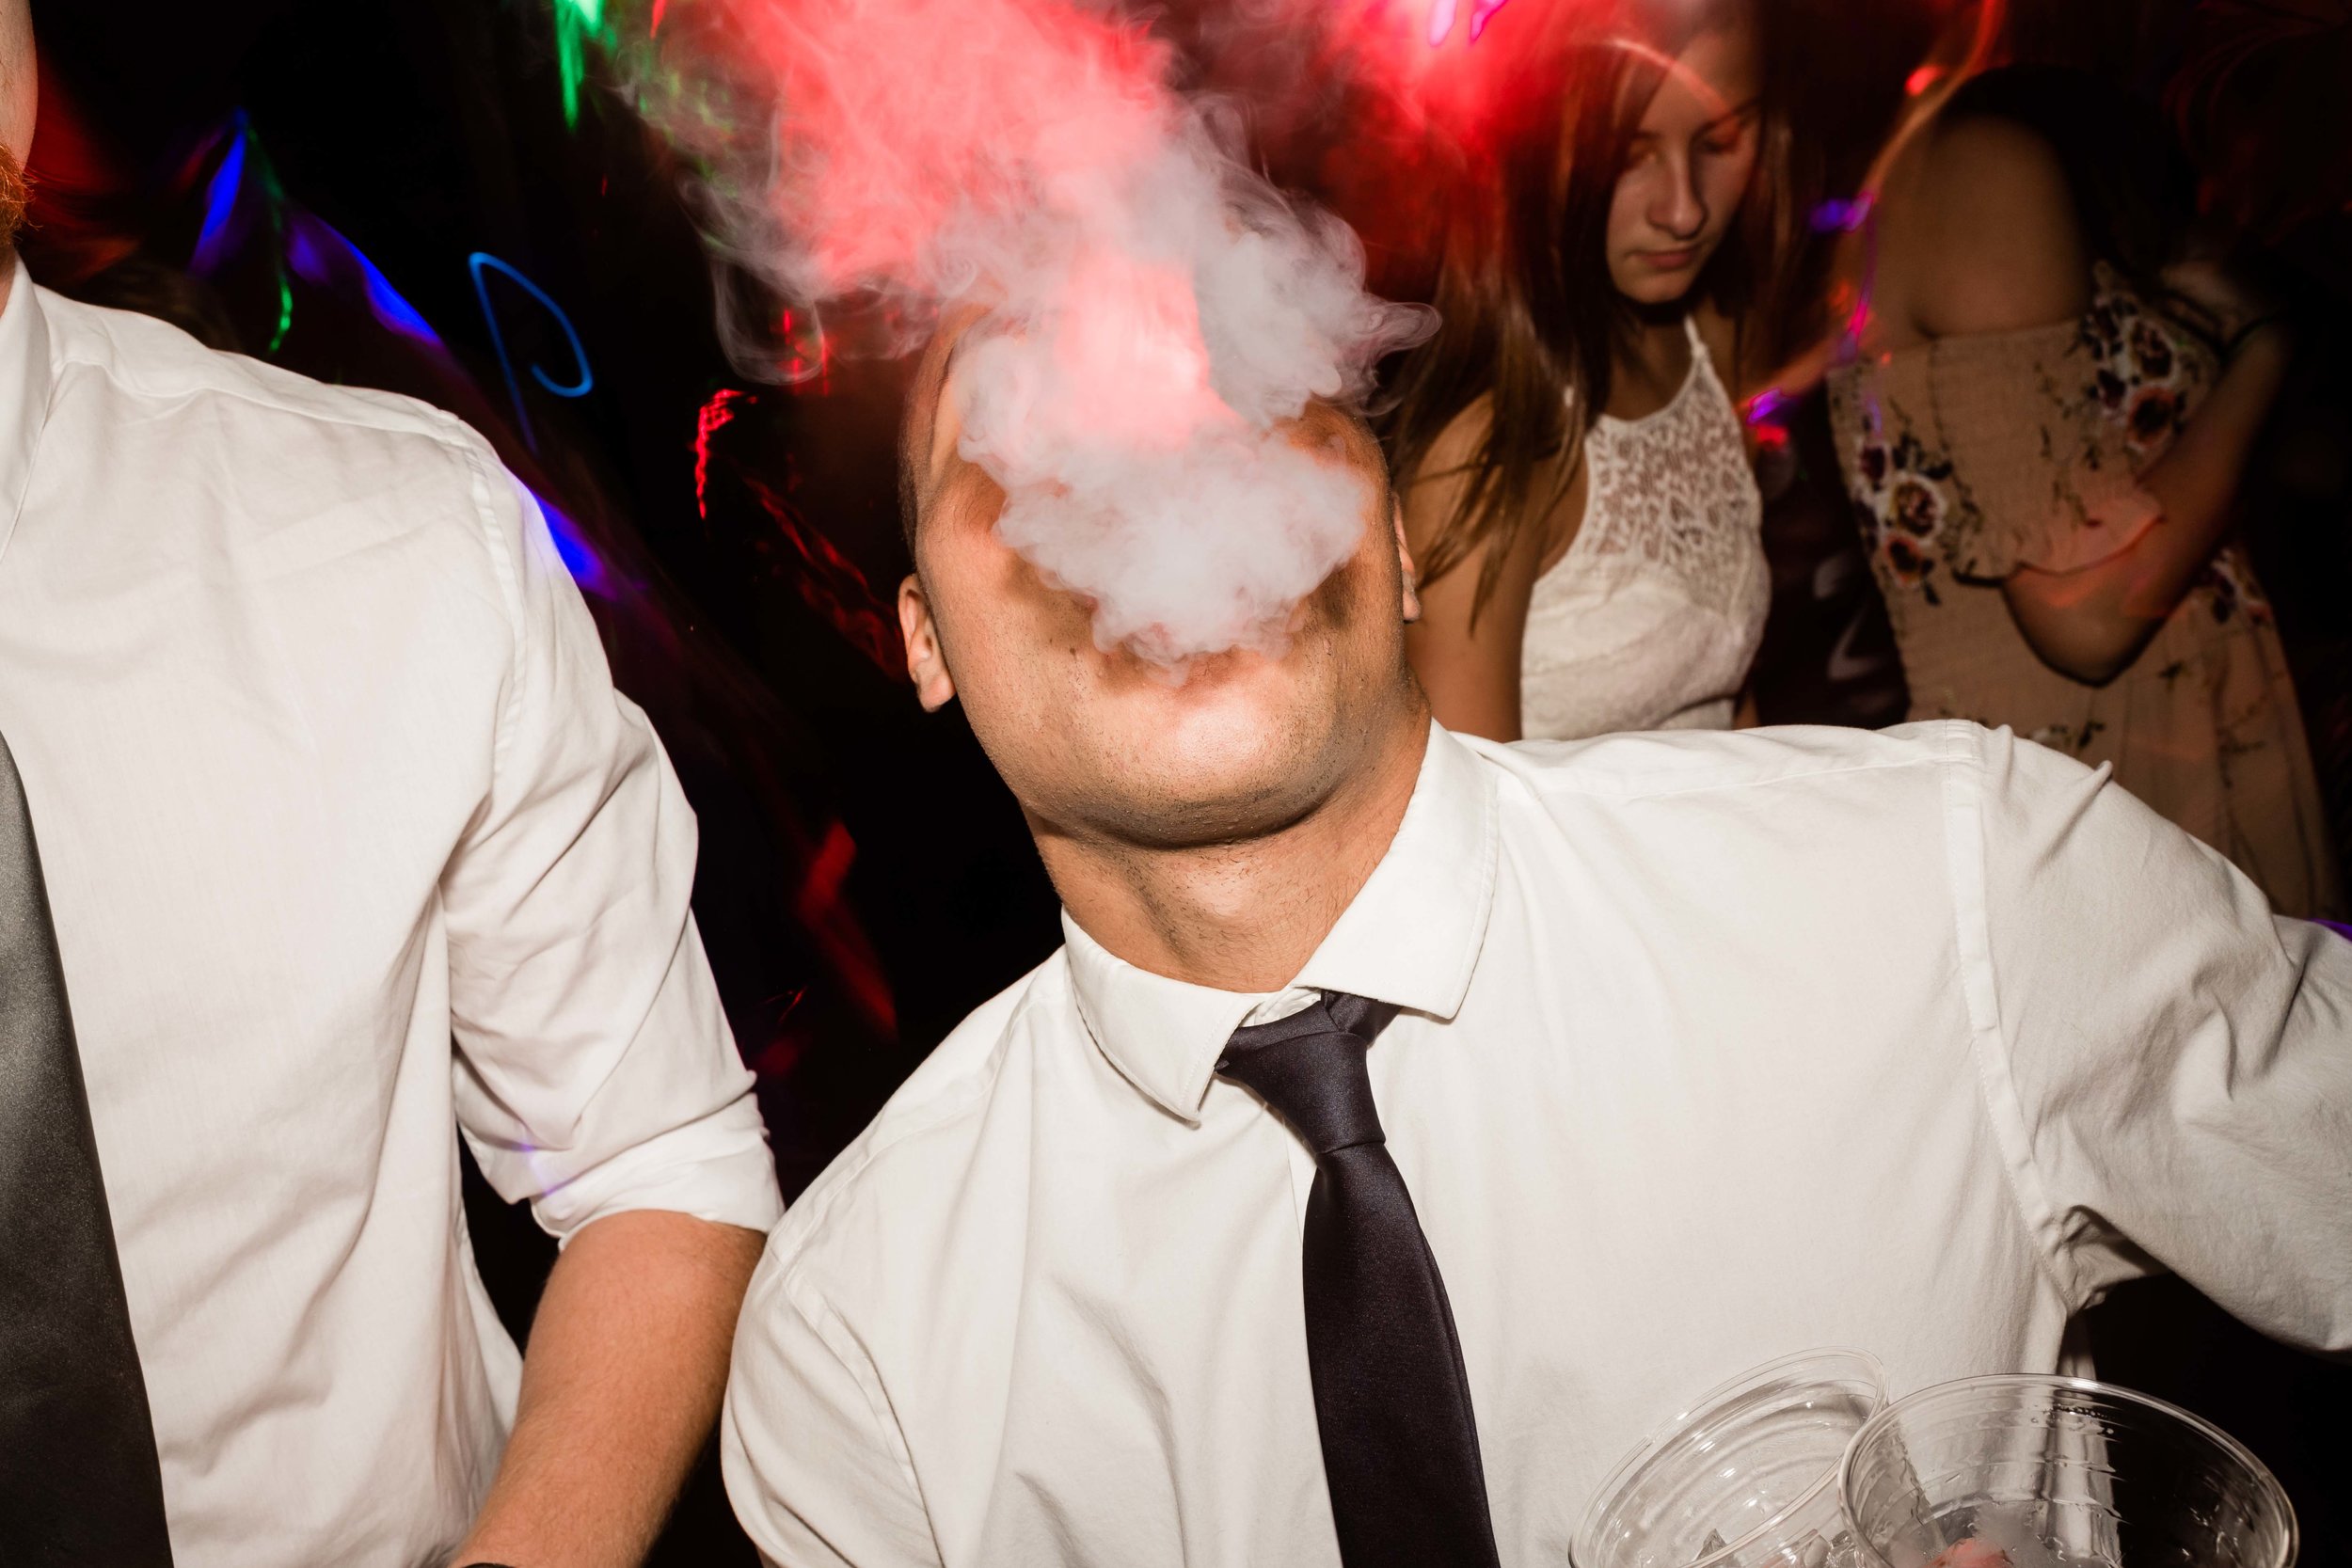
625, 0, 1435, 664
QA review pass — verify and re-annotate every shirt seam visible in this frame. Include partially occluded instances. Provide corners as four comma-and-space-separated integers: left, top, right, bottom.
446, 428, 532, 784
47, 339, 476, 451
766, 970, 1044, 1275
42, 337, 529, 748
1496, 745, 1961, 804
1936, 722, 2087, 1308
0, 339, 56, 575
774, 1275, 942, 1560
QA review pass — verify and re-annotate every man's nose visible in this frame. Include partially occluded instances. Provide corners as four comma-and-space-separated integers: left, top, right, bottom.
1648, 156, 1707, 241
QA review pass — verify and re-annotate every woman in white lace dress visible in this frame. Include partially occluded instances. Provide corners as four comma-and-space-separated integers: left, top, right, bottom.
1385, 0, 1794, 740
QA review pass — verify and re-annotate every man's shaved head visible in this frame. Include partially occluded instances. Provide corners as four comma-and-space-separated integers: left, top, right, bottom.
898, 315, 969, 550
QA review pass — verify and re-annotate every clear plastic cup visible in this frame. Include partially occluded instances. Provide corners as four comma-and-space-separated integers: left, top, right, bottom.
1837, 1375, 2297, 1568
1572, 1349, 1889, 1568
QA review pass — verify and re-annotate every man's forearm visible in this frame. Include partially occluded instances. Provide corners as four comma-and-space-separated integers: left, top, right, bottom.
452, 1209, 769, 1568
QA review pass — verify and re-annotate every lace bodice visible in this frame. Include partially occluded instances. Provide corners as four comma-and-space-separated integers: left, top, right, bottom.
1519, 317, 1769, 740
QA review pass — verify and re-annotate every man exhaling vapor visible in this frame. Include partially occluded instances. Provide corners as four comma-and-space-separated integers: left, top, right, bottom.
717, 320, 2352, 1567
0, 5, 782, 1565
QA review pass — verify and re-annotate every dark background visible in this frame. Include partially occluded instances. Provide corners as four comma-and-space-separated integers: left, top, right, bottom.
25, 0, 2350, 1561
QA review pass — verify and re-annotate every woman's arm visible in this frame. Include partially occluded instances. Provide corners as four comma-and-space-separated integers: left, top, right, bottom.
2005, 324, 2292, 684
1897, 117, 2290, 685
1399, 405, 1575, 742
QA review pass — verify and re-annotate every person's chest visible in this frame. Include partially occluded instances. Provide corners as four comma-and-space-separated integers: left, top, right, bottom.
0, 440, 509, 1270
858, 916, 2064, 1566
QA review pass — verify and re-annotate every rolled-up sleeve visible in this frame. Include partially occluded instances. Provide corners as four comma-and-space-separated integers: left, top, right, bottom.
1955, 724, 2352, 1351
439, 443, 783, 1243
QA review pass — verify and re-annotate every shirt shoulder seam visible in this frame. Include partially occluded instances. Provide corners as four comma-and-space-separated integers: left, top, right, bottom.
1933, 722, 2086, 1307
766, 967, 1051, 1275
770, 1274, 936, 1528
441, 432, 532, 782
1494, 746, 1961, 804
45, 328, 533, 762
48, 336, 484, 455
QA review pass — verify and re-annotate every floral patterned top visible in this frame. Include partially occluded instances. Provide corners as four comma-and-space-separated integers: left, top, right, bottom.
1826, 266, 2341, 917
1839, 266, 2260, 612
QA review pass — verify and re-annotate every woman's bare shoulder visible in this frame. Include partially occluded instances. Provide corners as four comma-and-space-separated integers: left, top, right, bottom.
1398, 396, 1496, 535
1879, 112, 2091, 340
1412, 395, 1497, 476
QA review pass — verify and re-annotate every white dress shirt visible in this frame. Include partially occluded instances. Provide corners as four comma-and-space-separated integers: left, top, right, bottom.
723, 717, 2352, 1567
0, 263, 785, 1566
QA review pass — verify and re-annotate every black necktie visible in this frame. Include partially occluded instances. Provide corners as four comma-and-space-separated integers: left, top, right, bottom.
1218, 991, 1502, 1568
0, 732, 176, 1566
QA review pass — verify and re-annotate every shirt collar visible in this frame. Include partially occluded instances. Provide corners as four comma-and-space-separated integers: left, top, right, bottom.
1064, 721, 1501, 1125
0, 253, 54, 567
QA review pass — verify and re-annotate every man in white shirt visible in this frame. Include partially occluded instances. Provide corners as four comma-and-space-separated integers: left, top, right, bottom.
721, 324, 2352, 1567
0, 10, 784, 1564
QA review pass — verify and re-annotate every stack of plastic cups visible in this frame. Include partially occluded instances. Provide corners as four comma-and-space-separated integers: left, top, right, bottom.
1572, 1350, 1890, 1568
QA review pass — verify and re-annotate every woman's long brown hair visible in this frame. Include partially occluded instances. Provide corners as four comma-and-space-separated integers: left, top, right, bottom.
1379, 0, 1807, 618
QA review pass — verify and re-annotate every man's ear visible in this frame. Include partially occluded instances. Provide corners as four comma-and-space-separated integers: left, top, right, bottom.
1391, 494, 1422, 626
898, 573, 958, 712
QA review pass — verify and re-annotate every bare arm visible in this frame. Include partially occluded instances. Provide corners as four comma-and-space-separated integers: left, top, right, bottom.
2005, 325, 2291, 683
1399, 404, 1575, 742
451, 1211, 768, 1568
1895, 118, 2290, 684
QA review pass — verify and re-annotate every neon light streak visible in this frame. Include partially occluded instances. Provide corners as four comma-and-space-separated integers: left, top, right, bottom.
468, 252, 596, 452
1468, 0, 1513, 41
793, 821, 857, 931
1422, 0, 1511, 46
353, 247, 439, 346
526, 485, 614, 596
739, 472, 905, 677
694, 388, 752, 520
775, 309, 833, 390
1810, 195, 1874, 233
190, 122, 250, 276
552, 0, 609, 128
284, 213, 444, 348
186, 111, 298, 353
269, 272, 294, 354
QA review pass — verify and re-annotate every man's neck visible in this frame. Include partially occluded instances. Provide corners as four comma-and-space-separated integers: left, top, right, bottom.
0, 246, 17, 317
1038, 707, 1432, 994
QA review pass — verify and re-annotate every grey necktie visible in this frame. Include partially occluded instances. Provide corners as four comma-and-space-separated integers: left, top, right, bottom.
0, 731, 175, 1564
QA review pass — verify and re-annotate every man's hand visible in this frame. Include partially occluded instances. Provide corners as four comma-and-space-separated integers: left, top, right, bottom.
450, 1209, 769, 1568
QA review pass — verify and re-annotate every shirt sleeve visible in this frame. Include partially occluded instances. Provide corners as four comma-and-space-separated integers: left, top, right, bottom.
1953, 723, 2352, 1350
723, 1265, 943, 1567
439, 437, 784, 1243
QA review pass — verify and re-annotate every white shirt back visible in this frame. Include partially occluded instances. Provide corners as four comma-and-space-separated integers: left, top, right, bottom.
0, 266, 784, 1566
723, 721, 2352, 1568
